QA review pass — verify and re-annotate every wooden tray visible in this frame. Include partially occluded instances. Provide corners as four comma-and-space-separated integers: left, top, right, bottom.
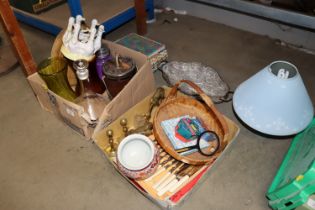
153, 80, 229, 165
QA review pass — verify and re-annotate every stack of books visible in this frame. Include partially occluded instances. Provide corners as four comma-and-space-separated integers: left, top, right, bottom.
161, 115, 208, 156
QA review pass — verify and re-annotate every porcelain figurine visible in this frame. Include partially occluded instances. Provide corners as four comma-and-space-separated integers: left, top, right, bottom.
61, 15, 104, 61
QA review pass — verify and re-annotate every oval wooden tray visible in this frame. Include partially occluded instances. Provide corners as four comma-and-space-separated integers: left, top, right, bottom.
153, 80, 229, 165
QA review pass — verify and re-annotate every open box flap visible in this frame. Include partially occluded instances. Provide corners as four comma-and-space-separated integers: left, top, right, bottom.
27, 73, 54, 113
93, 41, 155, 137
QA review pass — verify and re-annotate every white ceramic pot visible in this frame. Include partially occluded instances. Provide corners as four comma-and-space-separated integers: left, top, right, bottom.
116, 134, 159, 180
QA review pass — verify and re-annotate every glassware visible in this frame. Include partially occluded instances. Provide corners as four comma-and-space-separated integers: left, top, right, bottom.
103, 55, 137, 99
73, 59, 109, 124
63, 57, 106, 95
86, 59, 106, 94
37, 57, 77, 102
96, 46, 112, 80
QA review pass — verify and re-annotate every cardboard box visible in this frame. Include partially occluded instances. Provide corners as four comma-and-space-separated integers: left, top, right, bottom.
27, 40, 156, 139
93, 88, 240, 209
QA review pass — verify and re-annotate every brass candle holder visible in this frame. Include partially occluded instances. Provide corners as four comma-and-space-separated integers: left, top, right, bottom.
105, 129, 118, 159
119, 87, 165, 137
146, 87, 165, 121
120, 118, 129, 137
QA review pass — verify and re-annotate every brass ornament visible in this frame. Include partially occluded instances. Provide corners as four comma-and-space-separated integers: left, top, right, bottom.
105, 129, 118, 158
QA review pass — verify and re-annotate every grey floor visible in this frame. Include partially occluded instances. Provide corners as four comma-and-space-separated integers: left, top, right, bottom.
1, 12, 314, 210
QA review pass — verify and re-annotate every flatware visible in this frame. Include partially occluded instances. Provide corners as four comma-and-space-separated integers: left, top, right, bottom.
156, 163, 188, 193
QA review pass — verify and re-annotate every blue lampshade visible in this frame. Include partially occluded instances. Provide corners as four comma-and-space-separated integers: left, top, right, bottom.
233, 61, 314, 136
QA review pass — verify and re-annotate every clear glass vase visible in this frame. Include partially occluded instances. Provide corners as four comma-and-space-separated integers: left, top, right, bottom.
38, 57, 78, 102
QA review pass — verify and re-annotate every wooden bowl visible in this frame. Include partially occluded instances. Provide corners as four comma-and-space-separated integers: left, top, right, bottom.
153, 80, 229, 165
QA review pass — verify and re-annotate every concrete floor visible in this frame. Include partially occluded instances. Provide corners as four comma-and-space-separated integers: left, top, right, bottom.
0, 12, 314, 210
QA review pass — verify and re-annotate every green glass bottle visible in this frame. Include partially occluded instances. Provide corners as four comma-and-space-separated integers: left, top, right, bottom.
38, 57, 78, 102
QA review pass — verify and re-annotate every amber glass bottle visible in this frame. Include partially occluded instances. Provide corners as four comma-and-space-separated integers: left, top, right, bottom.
86, 58, 106, 94
73, 59, 109, 123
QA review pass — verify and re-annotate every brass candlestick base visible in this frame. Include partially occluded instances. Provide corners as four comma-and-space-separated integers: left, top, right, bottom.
119, 88, 165, 137
128, 121, 153, 136
119, 118, 153, 137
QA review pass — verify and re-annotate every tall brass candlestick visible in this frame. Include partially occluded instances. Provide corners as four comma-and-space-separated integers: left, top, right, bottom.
105, 129, 117, 159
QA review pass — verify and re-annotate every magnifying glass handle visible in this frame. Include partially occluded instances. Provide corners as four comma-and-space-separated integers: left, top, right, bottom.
175, 145, 197, 153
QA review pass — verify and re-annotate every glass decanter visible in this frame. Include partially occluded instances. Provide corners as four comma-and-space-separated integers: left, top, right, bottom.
73, 59, 110, 124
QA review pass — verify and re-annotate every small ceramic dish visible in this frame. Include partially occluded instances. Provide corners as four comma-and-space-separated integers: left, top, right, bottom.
117, 134, 159, 180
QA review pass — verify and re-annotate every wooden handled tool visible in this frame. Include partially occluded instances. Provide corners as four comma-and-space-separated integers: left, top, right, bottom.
156, 164, 190, 195
168, 166, 201, 193
156, 166, 201, 196
156, 163, 186, 192
144, 156, 172, 182
152, 160, 180, 189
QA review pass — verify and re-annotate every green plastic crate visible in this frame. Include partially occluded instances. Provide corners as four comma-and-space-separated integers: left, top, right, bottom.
266, 118, 315, 210
296, 194, 315, 210
268, 179, 315, 210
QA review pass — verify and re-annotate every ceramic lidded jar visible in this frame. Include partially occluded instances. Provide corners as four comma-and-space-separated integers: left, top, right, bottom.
116, 134, 159, 180
102, 56, 137, 99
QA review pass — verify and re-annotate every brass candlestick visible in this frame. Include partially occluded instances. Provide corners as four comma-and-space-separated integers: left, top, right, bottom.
120, 118, 128, 137
146, 87, 165, 121
105, 129, 117, 159
135, 87, 165, 127
118, 88, 165, 138
127, 122, 153, 136
119, 117, 153, 136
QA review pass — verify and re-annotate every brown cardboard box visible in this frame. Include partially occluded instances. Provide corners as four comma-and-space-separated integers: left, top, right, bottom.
27, 40, 156, 139
93, 87, 240, 209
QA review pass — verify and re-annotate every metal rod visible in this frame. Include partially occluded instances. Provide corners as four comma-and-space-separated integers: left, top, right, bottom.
188, 0, 315, 31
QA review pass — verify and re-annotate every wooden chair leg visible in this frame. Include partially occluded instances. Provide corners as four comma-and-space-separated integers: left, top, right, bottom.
0, 0, 37, 76
135, 0, 147, 35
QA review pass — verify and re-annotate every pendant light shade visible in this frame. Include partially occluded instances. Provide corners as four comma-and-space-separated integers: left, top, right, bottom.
233, 61, 314, 136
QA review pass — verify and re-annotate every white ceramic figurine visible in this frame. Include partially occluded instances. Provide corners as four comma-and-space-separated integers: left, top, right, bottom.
61, 15, 104, 61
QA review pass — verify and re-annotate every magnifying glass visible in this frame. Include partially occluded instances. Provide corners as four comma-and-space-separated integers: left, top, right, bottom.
175, 130, 220, 156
